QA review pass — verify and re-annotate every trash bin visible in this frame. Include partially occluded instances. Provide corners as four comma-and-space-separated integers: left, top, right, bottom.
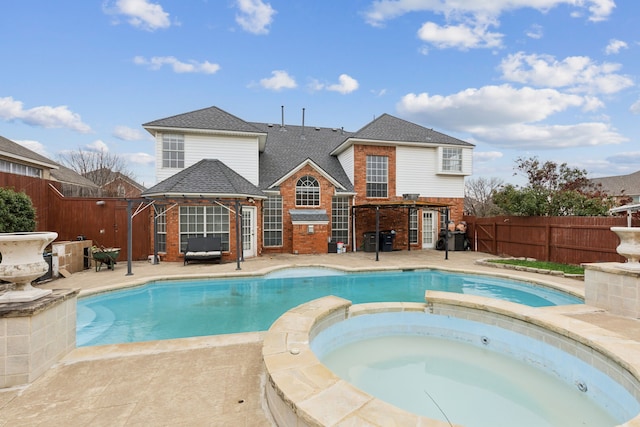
379, 230, 395, 252
363, 232, 377, 252
328, 241, 337, 253
453, 231, 466, 251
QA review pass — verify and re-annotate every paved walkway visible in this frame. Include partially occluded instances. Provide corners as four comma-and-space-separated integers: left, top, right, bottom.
1, 250, 638, 426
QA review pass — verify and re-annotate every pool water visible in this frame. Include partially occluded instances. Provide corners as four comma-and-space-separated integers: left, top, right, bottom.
320, 335, 618, 427
77, 268, 582, 347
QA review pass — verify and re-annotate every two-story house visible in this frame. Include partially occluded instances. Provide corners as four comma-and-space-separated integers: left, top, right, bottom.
141, 106, 473, 262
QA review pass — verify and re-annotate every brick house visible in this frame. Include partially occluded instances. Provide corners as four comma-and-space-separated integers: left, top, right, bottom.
141, 106, 473, 263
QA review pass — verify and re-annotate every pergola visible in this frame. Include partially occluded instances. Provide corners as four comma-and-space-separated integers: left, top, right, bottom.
123, 196, 254, 276
351, 199, 453, 261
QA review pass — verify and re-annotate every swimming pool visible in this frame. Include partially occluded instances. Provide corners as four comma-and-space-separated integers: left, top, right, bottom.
77, 267, 582, 347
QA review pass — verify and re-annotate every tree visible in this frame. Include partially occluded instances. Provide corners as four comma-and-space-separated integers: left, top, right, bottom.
58, 148, 136, 196
0, 188, 36, 232
464, 177, 504, 217
492, 156, 614, 216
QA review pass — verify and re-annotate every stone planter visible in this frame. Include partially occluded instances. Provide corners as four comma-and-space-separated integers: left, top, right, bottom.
611, 227, 640, 270
0, 232, 57, 303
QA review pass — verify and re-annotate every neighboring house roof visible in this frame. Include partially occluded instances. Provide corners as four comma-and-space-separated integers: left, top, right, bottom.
51, 165, 100, 189
591, 170, 640, 197
251, 123, 355, 193
331, 113, 473, 155
0, 135, 59, 169
142, 159, 266, 199
84, 168, 147, 192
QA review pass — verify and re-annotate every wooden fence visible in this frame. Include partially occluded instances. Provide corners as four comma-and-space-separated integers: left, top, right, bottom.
462, 215, 639, 265
1, 172, 151, 261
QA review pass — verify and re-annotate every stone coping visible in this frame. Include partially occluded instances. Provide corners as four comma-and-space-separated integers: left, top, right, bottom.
0, 288, 79, 318
583, 261, 640, 277
262, 294, 640, 427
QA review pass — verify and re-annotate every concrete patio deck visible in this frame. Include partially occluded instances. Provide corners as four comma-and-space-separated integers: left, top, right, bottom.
1, 249, 638, 426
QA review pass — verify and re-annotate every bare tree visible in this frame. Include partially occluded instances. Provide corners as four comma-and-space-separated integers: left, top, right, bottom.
58, 148, 137, 195
464, 176, 505, 217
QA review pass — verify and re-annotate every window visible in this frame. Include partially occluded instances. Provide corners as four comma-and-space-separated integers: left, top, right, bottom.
441, 147, 462, 172
0, 159, 42, 178
366, 155, 388, 198
331, 196, 349, 244
162, 134, 184, 168
155, 205, 166, 253
263, 195, 283, 247
296, 175, 320, 206
409, 209, 418, 244
179, 205, 229, 252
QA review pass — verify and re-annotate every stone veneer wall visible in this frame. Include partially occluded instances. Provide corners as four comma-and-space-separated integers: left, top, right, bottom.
584, 263, 640, 318
0, 289, 78, 388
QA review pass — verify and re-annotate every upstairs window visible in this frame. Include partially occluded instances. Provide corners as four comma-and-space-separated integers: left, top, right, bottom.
441, 147, 462, 173
296, 175, 320, 206
162, 134, 184, 168
366, 155, 388, 198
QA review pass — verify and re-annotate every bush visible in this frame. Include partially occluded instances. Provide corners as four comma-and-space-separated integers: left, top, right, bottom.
0, 188, 36, 232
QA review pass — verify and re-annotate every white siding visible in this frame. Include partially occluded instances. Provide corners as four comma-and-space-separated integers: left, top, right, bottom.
156, 133, 260, 185
396, 146, 465, 198
337, 146, 354, 185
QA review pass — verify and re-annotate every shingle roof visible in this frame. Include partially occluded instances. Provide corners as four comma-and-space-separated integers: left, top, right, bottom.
251, 123, 354, 192
143, 106, 265, 134
591, 170, 640, 197
142, 159, 265, 199
349, 113, 473, 147
0, 135, 59, 168
51, 165, 100, 188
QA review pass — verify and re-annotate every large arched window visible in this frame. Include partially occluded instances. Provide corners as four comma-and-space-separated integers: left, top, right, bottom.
296, 175, 320, 206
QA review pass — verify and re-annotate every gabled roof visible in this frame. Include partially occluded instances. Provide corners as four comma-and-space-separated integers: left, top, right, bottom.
591, 170, 640, 197
331, 113, 473, 155
51, 165, 100, 188
142, 159, 265, 199
143, 106, 265, 133
0, 135, 59, 169
251, 123, 354, 192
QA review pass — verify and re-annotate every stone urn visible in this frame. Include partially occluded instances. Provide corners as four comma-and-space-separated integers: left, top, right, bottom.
0, 232, 57, 303
611, 227, 640, 270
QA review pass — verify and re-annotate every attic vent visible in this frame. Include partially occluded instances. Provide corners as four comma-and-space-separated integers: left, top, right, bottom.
332, 128, 338, 132
267, 123, 274, 127
315, 127, 320, 131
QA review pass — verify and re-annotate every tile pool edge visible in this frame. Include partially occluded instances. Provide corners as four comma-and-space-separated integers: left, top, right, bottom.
262, 295, 640, 427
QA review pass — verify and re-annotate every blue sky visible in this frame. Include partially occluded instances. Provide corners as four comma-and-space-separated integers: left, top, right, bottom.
2, 0, 639, 188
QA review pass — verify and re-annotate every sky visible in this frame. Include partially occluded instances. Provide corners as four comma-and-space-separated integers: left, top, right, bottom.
2, 0, 639, 188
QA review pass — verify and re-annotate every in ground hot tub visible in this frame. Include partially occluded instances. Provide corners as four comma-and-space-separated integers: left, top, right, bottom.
262, 294, 640, 427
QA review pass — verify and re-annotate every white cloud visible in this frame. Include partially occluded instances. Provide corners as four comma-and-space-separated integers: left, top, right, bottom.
133, 56, 220, 74
474, 151, 503, 162
417, 22, 503, 50
605, 39, 628, 55
326, 74, 360, 94
499, 52, 634, 95
87, 140, 110, 153
0, 96, 91, 133
364, 0, 615, 27
15, 140, 50, 158
260, 70, 297, 91
125, 152, 155, 165
398, 84, 589, 129
104, 0, 171, 31
235, 0, 276, 35
606, 151, 640, 165
470, 122, 627, 149
397, 84, 626, 150
525, 24, 543, 39
631, 99, 640, 115
113, 125, 147, 141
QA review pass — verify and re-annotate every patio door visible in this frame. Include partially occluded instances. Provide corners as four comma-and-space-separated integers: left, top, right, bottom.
242, 206, 257, 259
422, 210, 437, 249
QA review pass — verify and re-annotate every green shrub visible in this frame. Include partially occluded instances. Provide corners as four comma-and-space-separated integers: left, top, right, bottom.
0, 188, 36, 232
